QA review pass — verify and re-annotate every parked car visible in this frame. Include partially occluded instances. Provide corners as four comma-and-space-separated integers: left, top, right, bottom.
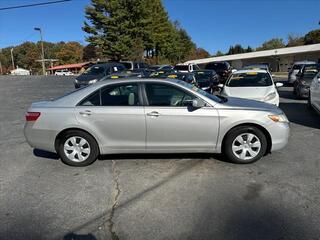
120, 61, 149, 72
24, 78, 289, 166
55, 70, 74, 76
149, 65, 173, 71
220, 69, 283, 106
193, 70, 219, 93
74, 63, 126, 88
293, 64, 320, 99
308, 71, 320, 113
148, 71, 195, 83
243, 64, 270, 72
174, 63, 200, 73
288, 61, 316, 84
204, 61, 232, 83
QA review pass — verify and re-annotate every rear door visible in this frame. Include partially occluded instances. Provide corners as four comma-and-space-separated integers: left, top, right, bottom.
75, 83, 146, 153
143, 82, 219, 152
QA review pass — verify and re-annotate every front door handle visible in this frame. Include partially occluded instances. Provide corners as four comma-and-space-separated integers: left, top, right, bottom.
79, 110, 92, 116
147, 111, 160, 117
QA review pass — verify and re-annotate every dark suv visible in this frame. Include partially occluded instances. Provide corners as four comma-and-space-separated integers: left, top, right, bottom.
293, 64, 320, 99
204, 61, 231, 83
75, 62, 126, 88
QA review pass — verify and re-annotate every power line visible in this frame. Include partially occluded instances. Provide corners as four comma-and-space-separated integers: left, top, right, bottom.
0, 0, 71, 11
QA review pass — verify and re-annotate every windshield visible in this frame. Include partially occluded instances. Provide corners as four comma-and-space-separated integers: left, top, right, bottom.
174, 65, 188, 71
83, 66, 105, 75
227, 72, 272, 87
176, 80, 222, 103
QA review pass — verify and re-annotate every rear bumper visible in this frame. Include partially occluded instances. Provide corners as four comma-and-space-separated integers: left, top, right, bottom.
298, 85, 310, 98
24, 123, 57, 152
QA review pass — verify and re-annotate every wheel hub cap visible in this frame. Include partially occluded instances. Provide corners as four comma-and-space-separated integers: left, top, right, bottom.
63, 136, 91, 162
232, 133, 261, 161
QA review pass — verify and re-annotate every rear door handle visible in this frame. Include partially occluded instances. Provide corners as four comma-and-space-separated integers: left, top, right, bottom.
147, 111, 160, 117
79, 110, 92, 116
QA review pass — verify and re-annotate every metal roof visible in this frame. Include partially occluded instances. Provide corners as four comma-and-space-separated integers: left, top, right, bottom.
47, 62, 90, 71
185, 43, 320, 65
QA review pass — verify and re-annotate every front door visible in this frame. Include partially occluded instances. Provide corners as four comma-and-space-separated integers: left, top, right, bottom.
143, 82, 219, 152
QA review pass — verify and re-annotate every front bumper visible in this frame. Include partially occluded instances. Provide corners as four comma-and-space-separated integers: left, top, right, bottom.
269, 122, 290, 152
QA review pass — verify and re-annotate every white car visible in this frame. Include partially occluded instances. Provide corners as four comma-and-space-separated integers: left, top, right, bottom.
308, 71, 320, 113
55, 70, 74, 76
220, 69, 283, 106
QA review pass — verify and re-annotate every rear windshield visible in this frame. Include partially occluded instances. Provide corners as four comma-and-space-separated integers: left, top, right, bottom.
303, 65, 320, 78
83, 66, 105, 75
174, 65, 188, 71
227, 72, 272, 87
121, 62, 133, 69
206, 62, 228, 71
194, 72, 212, 82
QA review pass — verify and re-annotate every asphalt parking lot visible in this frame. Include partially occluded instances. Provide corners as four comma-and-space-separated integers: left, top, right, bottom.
1, 75, 320, 240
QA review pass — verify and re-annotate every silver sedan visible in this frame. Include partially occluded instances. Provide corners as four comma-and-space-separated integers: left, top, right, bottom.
24, 79, 290, 166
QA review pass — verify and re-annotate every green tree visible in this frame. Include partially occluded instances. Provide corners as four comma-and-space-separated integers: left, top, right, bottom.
257, 38, 285, 51
304, 29, 320, 45
215, 50, 224, 56
287, 33, 304, 47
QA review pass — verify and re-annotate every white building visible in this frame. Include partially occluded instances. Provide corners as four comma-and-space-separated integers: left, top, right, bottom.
185, 43, 320, 72
11, 67, 30, 76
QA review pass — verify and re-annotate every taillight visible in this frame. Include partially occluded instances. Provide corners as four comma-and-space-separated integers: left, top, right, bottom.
26, 112, 41, 121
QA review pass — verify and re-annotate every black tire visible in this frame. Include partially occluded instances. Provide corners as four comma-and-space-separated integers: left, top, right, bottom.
223, 126, 268, 164
57, 130, 99, 166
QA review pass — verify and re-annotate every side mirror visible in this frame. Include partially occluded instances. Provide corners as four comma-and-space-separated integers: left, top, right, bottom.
271, 74, 275, 78
275, 82, 283, 88
218, 83, 224, 88
192, 98, 206, 108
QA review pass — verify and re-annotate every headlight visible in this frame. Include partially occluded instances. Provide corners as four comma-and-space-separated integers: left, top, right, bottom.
74, 79, 79, 83
268, 114, 289, 123
88, 79, 98, 84
264, 92, 277, 101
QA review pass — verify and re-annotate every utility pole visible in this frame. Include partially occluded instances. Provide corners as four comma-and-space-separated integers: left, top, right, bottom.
10, 48, 15, 70
34, 27, 46, 75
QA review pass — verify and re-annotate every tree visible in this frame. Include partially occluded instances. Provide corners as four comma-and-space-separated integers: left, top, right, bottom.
287, 33, 304, 47
215, 50, 224, 56
83, 0, 199, 64
256, 38, 285, 51
55, 42, 83, 64
227, 44, 253, 55
304, 29, 320, 45
83, 44, 97, 61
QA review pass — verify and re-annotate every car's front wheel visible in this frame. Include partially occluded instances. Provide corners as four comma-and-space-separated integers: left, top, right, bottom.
58, 130, 99, 166
223, 126, 267, 164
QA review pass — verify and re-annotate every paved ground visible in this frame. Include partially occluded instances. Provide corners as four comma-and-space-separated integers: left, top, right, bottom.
1, 76, 320, 240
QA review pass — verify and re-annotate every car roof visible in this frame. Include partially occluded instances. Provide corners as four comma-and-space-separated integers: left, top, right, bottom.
234, 69, 269, 74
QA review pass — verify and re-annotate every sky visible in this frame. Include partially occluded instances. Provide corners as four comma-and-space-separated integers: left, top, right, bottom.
0, 0, 319, 54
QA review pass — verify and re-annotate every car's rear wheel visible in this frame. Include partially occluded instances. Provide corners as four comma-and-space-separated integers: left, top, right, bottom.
58, 130, 99, 166
223, 126, 267, 164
